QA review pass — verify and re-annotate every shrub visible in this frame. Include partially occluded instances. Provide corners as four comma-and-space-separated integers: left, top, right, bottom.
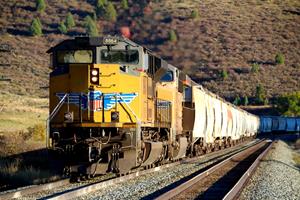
58, 22, 67, 34
84, 16, 99, 36
233, 96, 241, 105
105, 2, 117, 22
169, 29, 177, 42
96, 0, 107, 17
65, 12, 75, 29
251, 63, 260, 73
243, 96, 249, 106
27, 124, 45, 141
275, 92, 300, 117
191, 10, 199, 19
36, 0, 46, 12
255, 84, 267, 105
220, 69, 228, 79
29, 18, 42, 36
122, 0, 129, 10
275, 53, 284, 65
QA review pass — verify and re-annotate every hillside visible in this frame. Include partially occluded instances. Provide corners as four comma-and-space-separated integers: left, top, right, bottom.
0, 0, 300, 132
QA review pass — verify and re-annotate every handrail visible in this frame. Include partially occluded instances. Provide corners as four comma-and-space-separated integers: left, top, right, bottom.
117, 94, 140, 122
46, 93, 68, 148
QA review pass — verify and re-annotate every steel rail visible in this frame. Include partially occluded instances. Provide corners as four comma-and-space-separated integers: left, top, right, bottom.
155, 140, 269, 200
223, 141, 274, 200
42, 139, 263, 200
0, 139, 261, 200
0, 179, 70, 200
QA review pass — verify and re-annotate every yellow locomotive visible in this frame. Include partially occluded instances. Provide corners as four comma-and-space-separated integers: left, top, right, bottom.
47, 36, 259, 177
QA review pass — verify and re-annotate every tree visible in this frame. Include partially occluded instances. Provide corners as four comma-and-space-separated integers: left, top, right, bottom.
275, 92, 300, 117
233, 96, 241, 105
243, 96, 249, 106
122, 0, 129, 10
191, 10, 199, 19
96, 0, 107, 17
220, 69, 228, 79
65, 12, 75, 29
84, 16, 99, 36
251, 63, 260, 73
255, 84, 266, 105
169, 30, 177, 42
29, 18, 42, 36
105, 2, 117, 22
58, 21, 67, 34
275, 53, 284, 65
36, 0, 46, 12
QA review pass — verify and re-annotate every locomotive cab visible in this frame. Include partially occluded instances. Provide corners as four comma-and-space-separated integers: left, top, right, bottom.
47, 36, 179, 176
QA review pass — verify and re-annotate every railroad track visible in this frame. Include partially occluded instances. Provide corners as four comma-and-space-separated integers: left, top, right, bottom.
0, 139, 262, 200
156, 139, 273, 200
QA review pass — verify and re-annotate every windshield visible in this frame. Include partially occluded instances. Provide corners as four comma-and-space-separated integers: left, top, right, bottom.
101, 50, 139, 64
57, 50, 93, 64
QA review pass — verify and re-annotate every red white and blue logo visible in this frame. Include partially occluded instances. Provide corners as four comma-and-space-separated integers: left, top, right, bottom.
56, 91, 138, 111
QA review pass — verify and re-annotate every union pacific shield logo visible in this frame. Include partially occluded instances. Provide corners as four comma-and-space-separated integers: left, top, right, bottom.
56, 91, 137, 111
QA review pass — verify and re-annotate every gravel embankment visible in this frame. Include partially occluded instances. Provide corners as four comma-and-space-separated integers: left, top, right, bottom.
76, 140, 259, 200
240, 140, 300, 200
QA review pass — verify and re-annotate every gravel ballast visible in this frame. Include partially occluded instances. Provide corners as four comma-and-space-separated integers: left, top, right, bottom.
240, 140, 300, 200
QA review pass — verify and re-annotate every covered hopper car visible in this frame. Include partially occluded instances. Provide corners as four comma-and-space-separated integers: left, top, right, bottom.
47, 36, 260, 177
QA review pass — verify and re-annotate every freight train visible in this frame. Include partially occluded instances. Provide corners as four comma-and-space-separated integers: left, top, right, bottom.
47, 36, 260, 177
260, 116, 300, 133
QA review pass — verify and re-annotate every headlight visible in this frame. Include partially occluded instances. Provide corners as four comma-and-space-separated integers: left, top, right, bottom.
91, 77, 98, 83
91, 69, 98, 76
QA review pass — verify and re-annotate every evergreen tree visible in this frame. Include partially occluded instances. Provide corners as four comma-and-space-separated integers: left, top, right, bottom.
122, 0, 129, 10
243, 96, 249, 106
275, 53, 285, 65
29, 18, 42, 36
36, 0, 46, 12
65, 12, 75, 29
275, 92, 300, 117
255, 84, 266, 105
191, 10, 199, 19
169, 30, 177, 42
105, 2, 117, 22
58, 21, 67, 34
220, 69, 228, 79
84, 16, 99, 36
233, 96, 241, 105
251, 63, 260, 73
96, 0, 107, 17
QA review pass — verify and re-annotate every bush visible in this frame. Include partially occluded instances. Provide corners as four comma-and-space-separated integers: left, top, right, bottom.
243, 96, 249, 106
251, 63, 260, 73
84, 16, 99, 36
65, 12, 75, 29
191, 10, 199, 19
233, 96, 241, 105
27, 124, 45, 141
275, 92, 300, 117
36, 0, 46, 12
255, 84, 267, 105
169, 29, 177, 42
122, 0, 129, 10
220, 69, 228, 79
29, 18, 42, 36
275, 53, 285, 65
96, 0, 107, 17
58, 22, 67, 34
105, 2, 117, 22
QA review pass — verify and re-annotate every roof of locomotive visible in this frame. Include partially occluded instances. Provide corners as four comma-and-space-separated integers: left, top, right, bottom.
47, 35, 142, 53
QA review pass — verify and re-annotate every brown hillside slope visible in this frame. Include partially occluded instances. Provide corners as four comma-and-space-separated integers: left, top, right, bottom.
0, 0, 299, 101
